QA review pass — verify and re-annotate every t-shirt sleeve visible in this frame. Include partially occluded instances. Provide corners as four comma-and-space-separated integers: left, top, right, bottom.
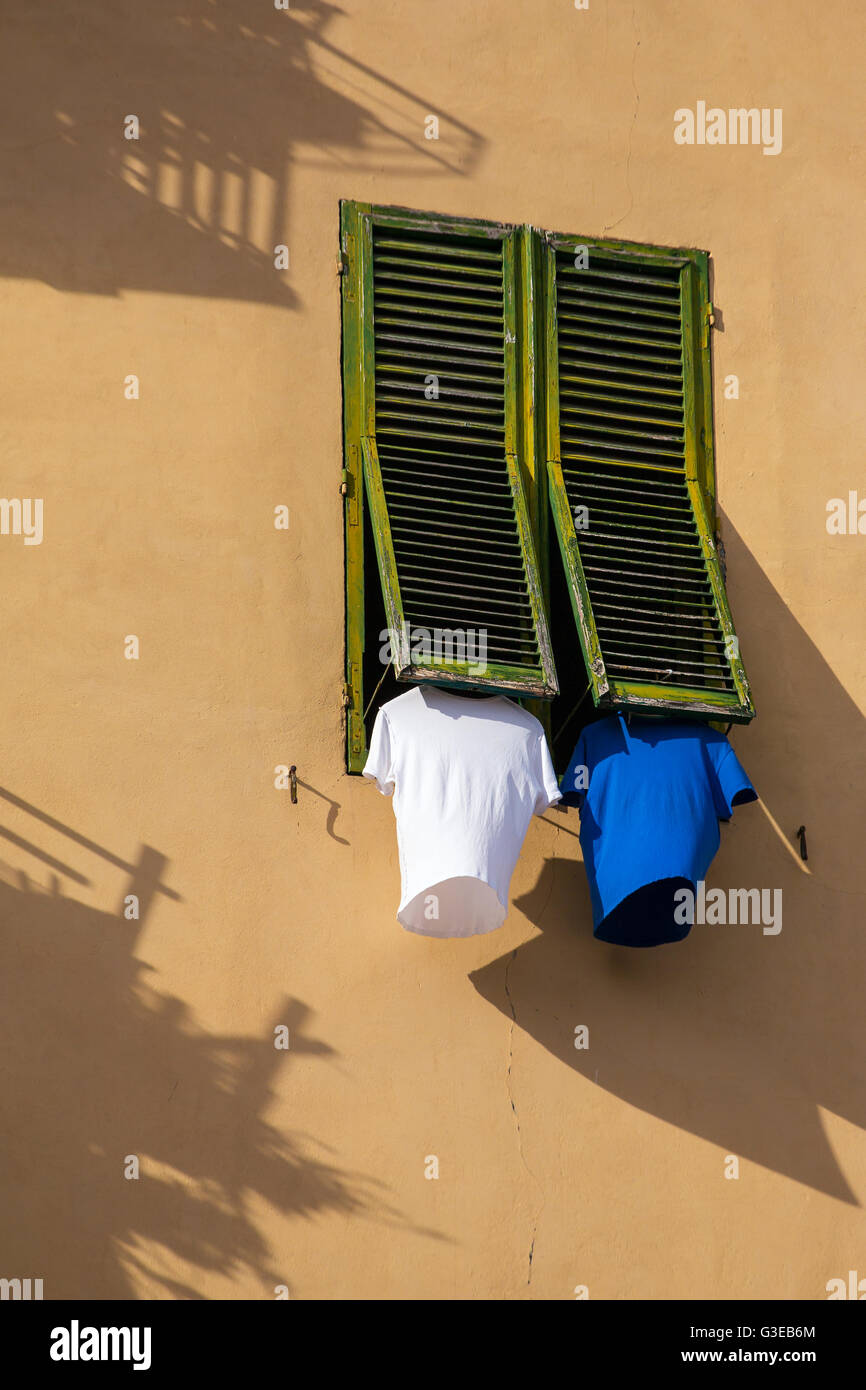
363, 708, 396, 795
707, 739, 758, 820
558, 733, 588, 809
533, 730, 562, 816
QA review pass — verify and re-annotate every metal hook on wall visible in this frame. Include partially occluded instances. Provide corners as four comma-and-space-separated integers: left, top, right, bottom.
288, 765, 298, 805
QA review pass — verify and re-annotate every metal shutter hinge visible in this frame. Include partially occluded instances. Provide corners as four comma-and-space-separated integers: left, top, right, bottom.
702, 301, 715, 348
343, 449, 360, 524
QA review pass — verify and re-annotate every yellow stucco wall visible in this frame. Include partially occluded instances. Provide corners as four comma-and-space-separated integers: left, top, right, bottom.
2, 0, 864, 1299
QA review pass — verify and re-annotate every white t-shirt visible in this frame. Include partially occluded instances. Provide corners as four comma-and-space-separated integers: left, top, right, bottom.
363, 685, 561, 937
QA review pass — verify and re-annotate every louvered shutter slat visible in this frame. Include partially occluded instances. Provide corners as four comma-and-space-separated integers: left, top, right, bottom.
546, 238, 754, 721
346, 209, 557, 701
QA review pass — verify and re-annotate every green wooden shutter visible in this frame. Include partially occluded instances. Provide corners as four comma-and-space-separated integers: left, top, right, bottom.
342, 202, 557, 765
543, 233, 755, 722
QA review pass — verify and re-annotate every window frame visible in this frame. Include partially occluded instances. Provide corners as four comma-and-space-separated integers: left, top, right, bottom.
342, 202, 755, 774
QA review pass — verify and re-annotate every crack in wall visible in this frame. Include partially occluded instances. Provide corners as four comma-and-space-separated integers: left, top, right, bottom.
503, 947, 539, 1285
502, 852, 557, 1287
603, 2, 640, 234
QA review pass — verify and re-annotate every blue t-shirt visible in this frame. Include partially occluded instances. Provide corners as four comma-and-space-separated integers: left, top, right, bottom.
560, 715, 758, 947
